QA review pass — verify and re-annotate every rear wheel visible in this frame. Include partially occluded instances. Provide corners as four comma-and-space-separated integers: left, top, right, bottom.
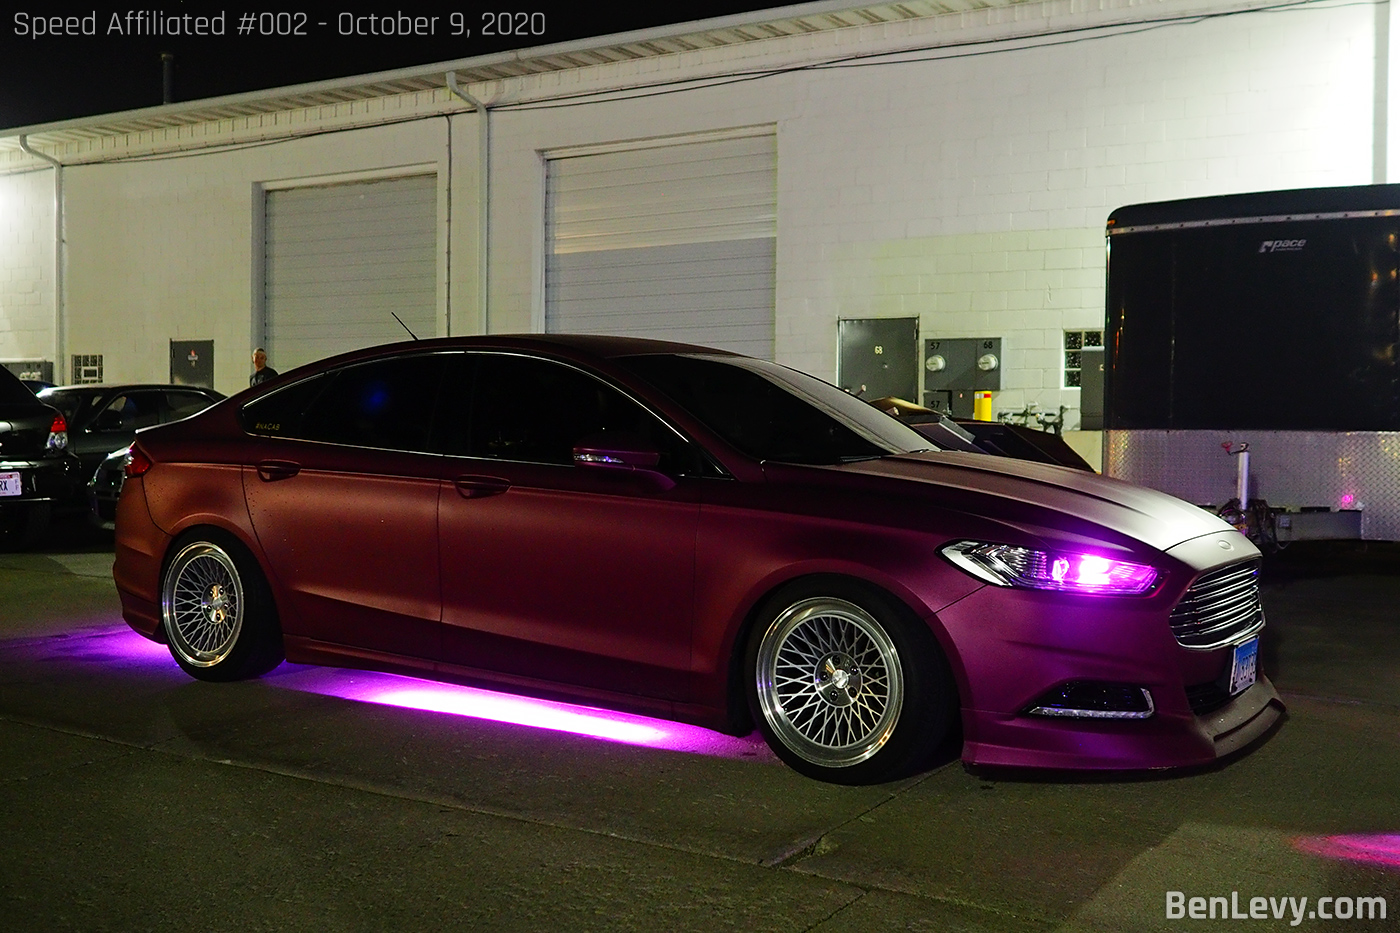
746, 579, 955, 784
161, 531, 283, 681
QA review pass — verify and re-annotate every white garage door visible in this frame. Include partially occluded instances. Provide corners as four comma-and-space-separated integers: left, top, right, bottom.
264, 174, 437, 372
545, 133, 776, 359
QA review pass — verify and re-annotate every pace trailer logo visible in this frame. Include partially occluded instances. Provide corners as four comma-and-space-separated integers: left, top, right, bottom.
1259, 239, 1307, 252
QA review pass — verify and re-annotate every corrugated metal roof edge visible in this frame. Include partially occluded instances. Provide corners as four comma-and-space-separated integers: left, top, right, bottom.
0, 0, 960, 142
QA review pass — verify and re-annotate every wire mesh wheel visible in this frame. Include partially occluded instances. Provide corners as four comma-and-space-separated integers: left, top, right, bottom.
754, 596, 905, 769
162, 541, 245, 669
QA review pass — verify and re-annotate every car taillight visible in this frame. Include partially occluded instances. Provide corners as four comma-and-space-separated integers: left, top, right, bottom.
125, 446, 153, 478
45, 413, 68, 453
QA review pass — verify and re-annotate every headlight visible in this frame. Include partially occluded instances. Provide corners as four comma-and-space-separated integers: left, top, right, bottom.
941, 541, 1159, 596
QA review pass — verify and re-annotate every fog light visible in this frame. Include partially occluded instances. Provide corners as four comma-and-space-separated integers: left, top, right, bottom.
1026, 681, 1155, 719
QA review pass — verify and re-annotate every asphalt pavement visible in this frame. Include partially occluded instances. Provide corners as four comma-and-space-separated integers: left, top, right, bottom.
1, 521, 1398, 932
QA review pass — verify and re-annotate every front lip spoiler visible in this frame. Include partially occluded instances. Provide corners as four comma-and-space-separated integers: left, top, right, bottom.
1203, 675, 1285, 758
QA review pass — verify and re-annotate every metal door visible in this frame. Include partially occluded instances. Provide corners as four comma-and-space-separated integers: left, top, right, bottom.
837, 318, 918, 401
169, 340, 214, 388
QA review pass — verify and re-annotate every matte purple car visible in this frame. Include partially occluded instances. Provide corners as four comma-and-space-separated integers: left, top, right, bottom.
113, 335, 1283, 783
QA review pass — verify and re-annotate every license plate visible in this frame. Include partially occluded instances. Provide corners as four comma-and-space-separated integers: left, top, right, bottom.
0, 471, 21, 497
1228, 637, 1259, 695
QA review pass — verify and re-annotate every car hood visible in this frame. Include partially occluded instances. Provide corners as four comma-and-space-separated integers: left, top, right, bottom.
789, 450, 1241, 555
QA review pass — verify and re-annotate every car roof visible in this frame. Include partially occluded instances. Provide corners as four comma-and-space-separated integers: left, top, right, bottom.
42, 383, 224, 394
403, 333, 738, 359
251, 334, 741, 383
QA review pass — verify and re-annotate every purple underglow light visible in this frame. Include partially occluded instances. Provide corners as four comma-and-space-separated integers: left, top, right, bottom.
1295, 834, 1400, 871
45, 624, 774, 760
1341, 493, 1356, 508
74, 624, 175, 667
372, 686, 670, 744
272, 667, 775, 759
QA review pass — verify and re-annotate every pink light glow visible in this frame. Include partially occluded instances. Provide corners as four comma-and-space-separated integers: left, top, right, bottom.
42, 624, 775, 760
1294, 834, 1400, 871
271, 667, 775, 759
372, 686, 671, 745
1341, 493, 1356, 508
1045, 552, 1157, 594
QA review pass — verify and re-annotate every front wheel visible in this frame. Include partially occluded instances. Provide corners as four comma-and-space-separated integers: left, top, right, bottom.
746, 580, 955, 784
161, 531, 283, 681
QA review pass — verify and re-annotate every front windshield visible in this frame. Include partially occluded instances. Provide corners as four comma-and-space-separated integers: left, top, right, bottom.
616, 353, 934, 465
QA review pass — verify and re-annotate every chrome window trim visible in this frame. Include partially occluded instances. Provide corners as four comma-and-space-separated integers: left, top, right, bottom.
237, 348, 731, 477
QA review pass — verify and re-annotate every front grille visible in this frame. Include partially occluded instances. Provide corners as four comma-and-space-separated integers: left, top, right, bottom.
1170, 560, 1264, 649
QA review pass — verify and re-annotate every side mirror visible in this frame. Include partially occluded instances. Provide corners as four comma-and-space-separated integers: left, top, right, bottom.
571, 433, 674, 490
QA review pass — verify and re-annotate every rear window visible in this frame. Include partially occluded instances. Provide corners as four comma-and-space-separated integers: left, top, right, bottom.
36, 388, 102, 423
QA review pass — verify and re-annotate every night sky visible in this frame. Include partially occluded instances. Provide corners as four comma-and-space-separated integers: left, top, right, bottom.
2, 2, 784, 130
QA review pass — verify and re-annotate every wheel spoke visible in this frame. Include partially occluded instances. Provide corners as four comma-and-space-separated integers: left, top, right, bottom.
162, 543, 245, 669
756, 596, 906, 769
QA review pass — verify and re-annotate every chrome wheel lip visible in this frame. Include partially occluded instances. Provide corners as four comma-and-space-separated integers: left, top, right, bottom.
161, 542, 244, 669
755, 597, 904, 768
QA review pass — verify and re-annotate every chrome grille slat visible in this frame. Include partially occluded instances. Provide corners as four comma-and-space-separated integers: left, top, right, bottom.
1173, 590, 1259, 629
1170, 560, 1264, 649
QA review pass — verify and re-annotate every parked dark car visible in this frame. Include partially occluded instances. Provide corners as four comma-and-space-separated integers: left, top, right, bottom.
113, 335, 1282, 783
39, 384, 225, 482
88, 447, 135, 531
0, 367, 80, 547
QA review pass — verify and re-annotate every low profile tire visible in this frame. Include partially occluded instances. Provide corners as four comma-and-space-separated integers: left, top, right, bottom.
745, 578, 956, 785
161, 530, 283, 682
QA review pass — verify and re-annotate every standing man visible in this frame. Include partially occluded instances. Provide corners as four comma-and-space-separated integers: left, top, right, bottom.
250, 347, 278, 387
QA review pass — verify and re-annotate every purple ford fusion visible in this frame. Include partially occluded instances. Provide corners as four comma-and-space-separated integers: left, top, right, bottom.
113, 335, 1282, 783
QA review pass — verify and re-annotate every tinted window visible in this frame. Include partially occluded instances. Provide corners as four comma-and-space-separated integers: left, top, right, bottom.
95, 392, 163, 431
242, 375, 333, 438
617, 353, 933, 465
37, 388, 103, 424
241, 356, 443, 453
463, 353, 699, 472
298, 356, 444, 452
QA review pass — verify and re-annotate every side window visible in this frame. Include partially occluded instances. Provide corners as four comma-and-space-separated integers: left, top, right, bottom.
163, 391, 218, 422
468, 354, 699, 472
297, 355, 444, 453
94, 392, 162, 432
242, 374, 333, 438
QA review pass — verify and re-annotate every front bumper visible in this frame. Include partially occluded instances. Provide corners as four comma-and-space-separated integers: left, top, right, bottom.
962, 675, 1283, 770
936, 530, 1282, 770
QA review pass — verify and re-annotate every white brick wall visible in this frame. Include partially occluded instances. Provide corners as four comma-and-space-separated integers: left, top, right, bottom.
30, 120, 452, 394
0, 0, 1384, 420
0, 169, 56, 364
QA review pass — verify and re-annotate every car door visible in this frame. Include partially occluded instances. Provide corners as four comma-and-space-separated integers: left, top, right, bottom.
241, 354, 446, 659
436, 352, 701, 701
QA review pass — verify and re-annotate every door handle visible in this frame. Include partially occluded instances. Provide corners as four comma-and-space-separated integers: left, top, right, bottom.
453, 475, 510, 499
257, 460, 301, 482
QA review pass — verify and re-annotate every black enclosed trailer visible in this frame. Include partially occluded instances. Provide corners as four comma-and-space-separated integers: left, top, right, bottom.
1103, 184, 1400, 542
